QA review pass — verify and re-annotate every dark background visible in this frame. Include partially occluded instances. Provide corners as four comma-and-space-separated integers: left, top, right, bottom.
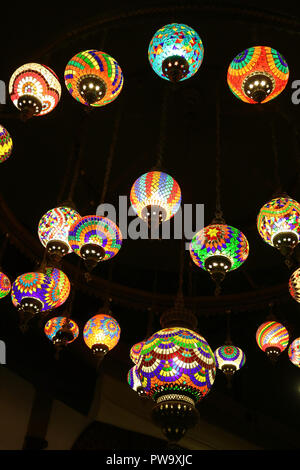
1, 0, 300, 450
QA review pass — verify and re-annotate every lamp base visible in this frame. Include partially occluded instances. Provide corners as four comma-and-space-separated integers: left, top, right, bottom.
242, 72, 274, 103
80, 243, 105, 271
77, 75, 107, 104
162, 55, 189, 82
141, 205, 167, 228
17, 297, 43, 332
273, 232, 298, 256
265, 346, 281, 362
204, 255, 232, 292
17, 95, 42, 119
221, 364, 237, 376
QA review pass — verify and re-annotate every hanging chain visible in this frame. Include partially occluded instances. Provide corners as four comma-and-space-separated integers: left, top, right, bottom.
212, 84, 225, 224
271, 119, 283, 196
154, 85, 169, 169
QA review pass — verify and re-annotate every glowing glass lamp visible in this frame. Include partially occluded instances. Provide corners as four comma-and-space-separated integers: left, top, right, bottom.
0, 272, 11, 299
127, 366, 147, 397
288, 338, 300, 368
44, 267, 70, 309
137, 327, 216, 442
257, 197, 300, 254
214, 345, 246, 376
130, 341, 145, 365
256, 321, 289, 361
83, 313, 121, 359
130, 171, 181, 227
288, 268, 300, 303
68, 215, 122, 270
0, 125, 13, 164
227, 46, 289, 103
189, 224, 249, 284
148, 23, 204, 82
64, 50, 123, 106
44, 316, 79, 350
9, 63, 61, 118
38, 206, 81, 261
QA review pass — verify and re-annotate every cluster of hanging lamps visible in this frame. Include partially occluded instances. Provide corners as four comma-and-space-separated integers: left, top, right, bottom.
38, 206, 81, 262
64, 50, 124, 106
0, 125, 13, 164
148, 23, 204, 82
214, 345, 246, 376
256, 320, 289, 361
227, 46, 289, 104
288, 338, 300, 368
68, 215, 122, 271
0, 272, 11, 299
130, 171, 182, 227
44, 316, 79, 355
83, 313, 121, 360
9, 63, 61, 118
136, 327, 216, 442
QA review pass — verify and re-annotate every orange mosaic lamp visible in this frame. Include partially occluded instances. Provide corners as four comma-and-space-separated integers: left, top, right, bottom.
227, 46, 289, 104
256, 321, 289, 361
83, 313, 121, 359
64, 50, 124, 107
0, 125, 13, 164
44, 316, 79, 350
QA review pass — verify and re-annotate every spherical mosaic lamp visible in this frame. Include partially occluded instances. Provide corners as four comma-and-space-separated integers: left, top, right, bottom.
127, 366, 147, 397
257, 197, 300, 255
130, 171, 181, 227
227, 46, 289, 103
288, 338, 300, 368
0, 272, 11, 299
214, 345, 246, 376
68, 216, 122, 271
9, 63, 61, 118
38, 206, 81, 262
256, 321, 289, 361
148, 23, 204, 82
137, 327, 216, 442
64, 50, 123, 106
189, 224, 249, 284
130, 341, 145, 365
83, 313, 121, 360
288, 268, 300, 303
44, 267, 70, 309
44, 316, 79, 354
0, 125, 13, 164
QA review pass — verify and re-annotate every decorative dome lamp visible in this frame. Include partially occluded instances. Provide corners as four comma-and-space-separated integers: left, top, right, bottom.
289, 268, 300, 303
9, 63, 61, 119
257, 196, 300, 258
0, 125, 13, 164
130, 341, 146, 365
148, 23, 204, 82
127, 365, 147, 398
256, 320, 289, 362
44, 316, 79, 358
38, 206, 81, 263
130, 171, 182, 228
288, 338, 300, 368
137, 327, 216, 443
227, 46, 289, 104
83, 313, 121, 364
0, 272, 11, 300
64, 50, 123, 107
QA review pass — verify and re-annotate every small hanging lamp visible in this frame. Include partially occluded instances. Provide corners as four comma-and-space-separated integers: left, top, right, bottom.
288, 338, 300, 368
0, 125, 13, 164
83, 312, 121, 362
44, 316, 79, 357
0, 272, 11, 299
127, 365, 147, 397
130, 341, 146, 365
256, 320, 289, 362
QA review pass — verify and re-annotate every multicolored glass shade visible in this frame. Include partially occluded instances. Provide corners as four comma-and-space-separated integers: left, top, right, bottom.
214, 345, 246, 374
44, 267, 70, 309
38, 206, 81, 255
9, 63, 61, 116
137, 327, 216, 404
130, 341, 145, 365
148, 23, 204, 82
257, 197, 300, 247
189, 224, 249, 272
130, 171, 182, 223
0, 125, 13, 164
288, 338, 300, 368
227, 46, 289, 103
11, 272, 57, 312
83, 313, 121, 351
44, 316, 79, 344
0, 272, 11, 299
127, 365, 143, 392
289, 268, 300, 303
68, 215, 122, 261
256, 321, 289, 354
64, 50, 123, 107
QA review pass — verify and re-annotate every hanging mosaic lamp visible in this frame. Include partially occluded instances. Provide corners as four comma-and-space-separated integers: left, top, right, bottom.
130, 341, 145, 365
83, 313, 121, 360
148, 23, 204, 82
44, 267, 71, 309
227, 46, 289, 103
257, 196, 300, 255
0, 125, 13, 164
256, 321, 289, 361
38, 206, 81, 262
214, 345, 246, 376
0, 272, 11, 299
130, 171, 181, 227
44, 316, 79, 351
68, 215, 122, 271
189, 224, 249, 284
137, 327, 216, 442
288, 268, 300, 303
64, 50, 123, 106
288, 338, 300, 368
127, 366, 147, 397
9, 63, 61, 118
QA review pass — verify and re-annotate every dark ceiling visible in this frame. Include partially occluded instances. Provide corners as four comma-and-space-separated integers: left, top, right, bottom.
1, 0, 300, 450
